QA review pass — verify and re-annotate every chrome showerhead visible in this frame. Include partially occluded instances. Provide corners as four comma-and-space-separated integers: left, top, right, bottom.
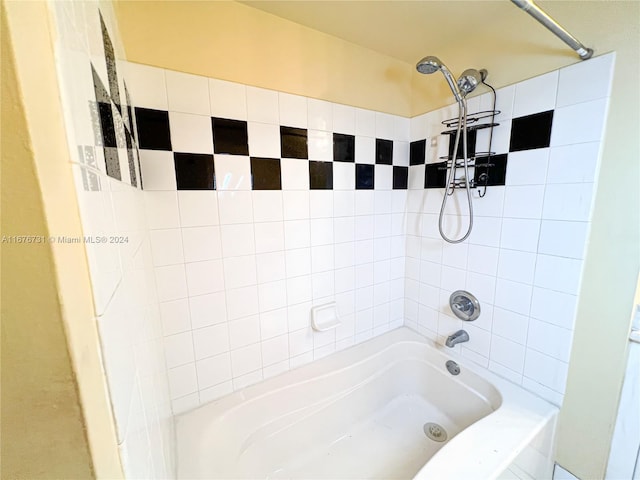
416, 56, 463, 103
457, 69, 488, 97
416, 56, 443, 74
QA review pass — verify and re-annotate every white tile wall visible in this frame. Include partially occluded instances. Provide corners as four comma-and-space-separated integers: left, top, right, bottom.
51, 2, 174, 477
407, 54, 614, 406
129, 57, 410, 413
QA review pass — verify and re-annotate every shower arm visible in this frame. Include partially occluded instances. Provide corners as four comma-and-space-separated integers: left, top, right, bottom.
511, 0, 593, 60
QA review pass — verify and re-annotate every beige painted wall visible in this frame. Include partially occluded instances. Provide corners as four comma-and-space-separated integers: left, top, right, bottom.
1, 1, 123, 477
541, 4, 639, 480
114, 0, 413, 116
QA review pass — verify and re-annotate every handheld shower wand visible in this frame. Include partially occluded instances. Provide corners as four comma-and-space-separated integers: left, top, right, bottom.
415, 57, 487, 244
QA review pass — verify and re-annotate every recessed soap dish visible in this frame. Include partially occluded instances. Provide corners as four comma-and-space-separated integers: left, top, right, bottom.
311, 302, 341, 332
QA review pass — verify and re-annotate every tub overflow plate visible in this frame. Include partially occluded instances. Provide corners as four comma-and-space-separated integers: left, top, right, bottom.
423, 422, 448, 442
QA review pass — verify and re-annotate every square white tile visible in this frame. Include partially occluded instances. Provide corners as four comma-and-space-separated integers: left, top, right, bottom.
231, 343, 262, 379
196, 353, 232, 389
530, 287, 577, 330
145, 191, 180, 229
333, 103, 356, 134
165, 70, 210, 115
214, 155, 251, 191
150, 228, 184, 266
178, 191, 218, 227
355, 108, 376, 137
228, 315, 261, 349
169, 112, 214, 154
550, 98, 609, 146
252, 191, 284, 222
492, 307, 529, 345
247, 86, 279, 124
282, 191, 310, 220
497, 249, 536, 284
123, 62, 168, 110
556, 53, 614, 107
279, 92, 307, 128
164, 332, 195, 368
189, 291, 228, 329
209, 78, 247, 120
307, 99, 333, 131
221, 224, 255, 257
185, 259, 225, 296
309, 190, 334, 218
139, 150, 176, 190
155, 264, 188, 301
333, 162, 356, 190
467, 244, 499, 276
527, 318, 573, 362
258, 280, 288, 312
160, 299, 191, 336
182, 227, 222, 262
524, 348, 568, 393
494, 278, 532, 316
260, 308, 288, 340
193, 323, 229, 360
547, 142, 600, 184
375, 112, 395, 140
534, 255, 583, 295
284, 219, 311, 249
506, 148, 549, 185
248, 122, 281, 158
499, 218, 540, 252
226, 286, 260, 320
374, 165, 393, 190
490, 335, 526, 373
355, 136, 375, 165
286, 275, 312, 305
167, 363, 198, 399
308, 130, 333, 161
254, 222, 284, 254
542, 183, 595, 222
261, 334, 289, 366
280, 158, 310, 190
256, 251, 286, 283
538, 220, 589, 259
512, 70, 558, 118
223, 255, 257, 289
503, 185, 545, 219
218, 191, 253, 224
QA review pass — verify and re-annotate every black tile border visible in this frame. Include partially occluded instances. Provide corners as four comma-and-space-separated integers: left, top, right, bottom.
174, 152, 215, 190
251, 157, 282, 190
333, 133, 355, 162
375, 138, 393, 165
309, 161, 333, 190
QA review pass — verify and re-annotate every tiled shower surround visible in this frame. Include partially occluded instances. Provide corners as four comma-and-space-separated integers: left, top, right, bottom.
49, 1, 613, 476
124, 63, 410, 412
127, 55, 613, 413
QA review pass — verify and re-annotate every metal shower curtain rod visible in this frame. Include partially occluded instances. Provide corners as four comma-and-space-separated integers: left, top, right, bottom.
511, 0, 594, 60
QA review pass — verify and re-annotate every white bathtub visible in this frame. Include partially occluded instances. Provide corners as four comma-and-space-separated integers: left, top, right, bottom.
176, 328, 558, 479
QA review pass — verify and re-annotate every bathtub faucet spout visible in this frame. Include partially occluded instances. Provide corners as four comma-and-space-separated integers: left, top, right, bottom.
445, 330, 469, 348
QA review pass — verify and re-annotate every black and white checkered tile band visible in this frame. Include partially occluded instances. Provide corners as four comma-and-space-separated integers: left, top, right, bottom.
133, 106, 410, 191
134, 104, 554, 192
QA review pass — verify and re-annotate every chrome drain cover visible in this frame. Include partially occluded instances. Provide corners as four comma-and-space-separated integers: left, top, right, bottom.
423, 422, 448, 442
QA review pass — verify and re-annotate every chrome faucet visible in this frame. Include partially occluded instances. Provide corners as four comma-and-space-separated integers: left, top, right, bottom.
445, 330, 469, 348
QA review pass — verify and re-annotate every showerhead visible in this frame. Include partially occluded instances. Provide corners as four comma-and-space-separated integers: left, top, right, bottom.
457, 69, 488, 96
416, 56, 443, 75
416, 56, 463, 103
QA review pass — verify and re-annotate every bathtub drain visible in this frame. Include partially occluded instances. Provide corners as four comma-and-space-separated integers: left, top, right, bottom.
423, 422, 448, 442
